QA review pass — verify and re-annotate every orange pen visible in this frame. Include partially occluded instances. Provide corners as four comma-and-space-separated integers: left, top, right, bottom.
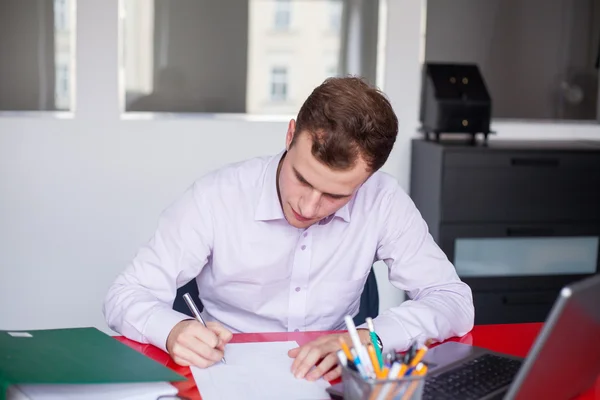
338, 336, 354, 362
400, 363, 429, 400
409, 346, 428, 367
367, 343, 383, 378
381, 366, 390, 378
395, 362, 409, 379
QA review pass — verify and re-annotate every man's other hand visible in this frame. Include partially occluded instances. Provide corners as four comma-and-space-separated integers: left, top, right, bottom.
166, 320, 233, 368
288, 329, 371, 381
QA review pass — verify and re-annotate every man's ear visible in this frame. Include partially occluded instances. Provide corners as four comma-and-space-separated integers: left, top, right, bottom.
286, 119, 296, 151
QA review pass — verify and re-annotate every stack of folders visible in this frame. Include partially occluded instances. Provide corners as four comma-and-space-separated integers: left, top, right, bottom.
0, 328, 187, 400
338, 316, 429, 399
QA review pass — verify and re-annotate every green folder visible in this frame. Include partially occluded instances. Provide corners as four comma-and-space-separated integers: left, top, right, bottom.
0, 327, 186, 400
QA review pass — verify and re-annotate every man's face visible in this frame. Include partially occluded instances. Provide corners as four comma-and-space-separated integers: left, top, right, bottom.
277, 120, 371, 229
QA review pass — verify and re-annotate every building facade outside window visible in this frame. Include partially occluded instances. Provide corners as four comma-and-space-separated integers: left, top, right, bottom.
270, 66, 288, 102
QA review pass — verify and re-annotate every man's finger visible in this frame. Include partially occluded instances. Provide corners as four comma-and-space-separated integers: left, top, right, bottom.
192, 337, 225, 362
306, 353, 338, 381
288, 346, 301, 358
290, 345, 312, 375
207, 322, 233, 344
294, 347, 323, 379
323, 365, 342, 382
216, 331, 233, 348
172, 344, 213, 369
190, 323, 220, 349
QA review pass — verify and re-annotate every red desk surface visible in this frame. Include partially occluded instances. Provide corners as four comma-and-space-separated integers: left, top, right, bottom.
116, 323, 600, 399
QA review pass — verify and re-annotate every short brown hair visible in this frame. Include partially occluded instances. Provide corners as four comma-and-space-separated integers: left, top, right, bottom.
291, 76, 398, 172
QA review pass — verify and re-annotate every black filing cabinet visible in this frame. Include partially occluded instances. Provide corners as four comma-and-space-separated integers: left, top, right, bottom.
410, 139, 600, 324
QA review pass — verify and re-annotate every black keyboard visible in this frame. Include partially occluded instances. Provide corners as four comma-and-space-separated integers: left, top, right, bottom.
422, 353, 523, 400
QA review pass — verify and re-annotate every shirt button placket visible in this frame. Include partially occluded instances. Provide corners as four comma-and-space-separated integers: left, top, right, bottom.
287, 230, 312, 333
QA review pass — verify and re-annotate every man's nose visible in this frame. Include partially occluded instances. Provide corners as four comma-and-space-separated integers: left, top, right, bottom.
301, 190, 321, 218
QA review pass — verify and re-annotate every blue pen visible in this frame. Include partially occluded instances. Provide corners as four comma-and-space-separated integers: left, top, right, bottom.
405, 362, 425, 376
351, 348, 369, 379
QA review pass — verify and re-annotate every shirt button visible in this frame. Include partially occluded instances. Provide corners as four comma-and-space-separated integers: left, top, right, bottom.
295, 287, 301, 292
294, 329, 300, 332
301, 245, 306, 250
303, 232, 308, 237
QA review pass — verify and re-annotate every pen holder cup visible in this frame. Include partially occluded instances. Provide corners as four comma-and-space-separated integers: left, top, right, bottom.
341, 366, 427, 400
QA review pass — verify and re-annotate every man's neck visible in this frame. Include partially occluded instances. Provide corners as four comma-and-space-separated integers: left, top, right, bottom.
275, 151, 287, 210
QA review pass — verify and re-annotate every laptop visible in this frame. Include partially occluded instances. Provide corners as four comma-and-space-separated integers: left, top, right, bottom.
327, 273, 600, 400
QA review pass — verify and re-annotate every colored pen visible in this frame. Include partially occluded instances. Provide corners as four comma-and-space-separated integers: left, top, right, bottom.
387, 361, 403, 379
384, 350, 396, 368
347, 359, 359, 373
380, 366, 390, 378
344, 316, 374, 377
351, 348, 369, 379
367, 343, 384, 379
374, 362, 403, 400
396, 362, 409, 379
403, 341, 419, 365
339, 336, 354, 362
183, 292, 226, 364
336, 349, 348, 367
366, 318, 384, 368
409, 345, 428, 367
400, 363, 428, 400
406, 360, 429, 376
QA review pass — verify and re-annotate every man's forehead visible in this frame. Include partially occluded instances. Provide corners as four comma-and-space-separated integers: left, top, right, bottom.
290, 152, 367, 194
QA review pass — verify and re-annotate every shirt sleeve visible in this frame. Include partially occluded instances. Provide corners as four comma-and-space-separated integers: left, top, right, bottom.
102, 180, 213, 352
369, 185, 475, 352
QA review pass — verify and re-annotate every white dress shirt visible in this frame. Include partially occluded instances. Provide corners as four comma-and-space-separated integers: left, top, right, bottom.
103, 151, 474, 353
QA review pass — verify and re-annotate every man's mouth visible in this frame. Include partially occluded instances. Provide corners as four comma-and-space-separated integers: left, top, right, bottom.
292, 208, 311, 222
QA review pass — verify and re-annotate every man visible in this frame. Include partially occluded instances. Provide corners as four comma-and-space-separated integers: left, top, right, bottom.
103, 77, 474, 382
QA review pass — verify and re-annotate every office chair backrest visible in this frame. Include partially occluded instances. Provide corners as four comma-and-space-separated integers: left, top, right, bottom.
173, 267, 379, 327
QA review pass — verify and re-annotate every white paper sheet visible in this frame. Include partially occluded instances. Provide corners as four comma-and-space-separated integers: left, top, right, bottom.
191, 341, 331, 400
9, 381, 178, 400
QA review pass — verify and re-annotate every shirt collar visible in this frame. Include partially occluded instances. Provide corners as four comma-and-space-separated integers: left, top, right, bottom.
254, 151, 286, 221
254, 150, 352, 224
334, 201, 351, 223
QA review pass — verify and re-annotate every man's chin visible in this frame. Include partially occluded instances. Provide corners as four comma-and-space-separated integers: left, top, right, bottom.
285, 214, 315, 228
288, 220, 314, 229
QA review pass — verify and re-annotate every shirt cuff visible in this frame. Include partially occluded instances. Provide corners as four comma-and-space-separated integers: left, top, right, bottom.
370, 313, 412, 353
144, 306, 192, 353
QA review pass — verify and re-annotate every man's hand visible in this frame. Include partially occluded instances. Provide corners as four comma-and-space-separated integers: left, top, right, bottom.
288, 329, 372, 382
166, 319, 233, 368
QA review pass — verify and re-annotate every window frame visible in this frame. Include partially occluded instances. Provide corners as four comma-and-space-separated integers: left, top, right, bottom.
273, 0, 292, 31
270, 66, 288, 102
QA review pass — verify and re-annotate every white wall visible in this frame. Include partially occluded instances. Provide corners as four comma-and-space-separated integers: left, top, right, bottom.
1, 0, 598, 334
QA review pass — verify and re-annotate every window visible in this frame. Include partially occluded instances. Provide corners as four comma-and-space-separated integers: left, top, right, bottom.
328, 0, 343, 33
424, 0, 600, 122
55, 64, 70, 110
326, 65, 338, 77
455, 237, 599, 277
0, 0, 74, 111
121, 0, 386, 115
274, 0, 291, 30
54, 0, 69, 31
270, 67, 288, 101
